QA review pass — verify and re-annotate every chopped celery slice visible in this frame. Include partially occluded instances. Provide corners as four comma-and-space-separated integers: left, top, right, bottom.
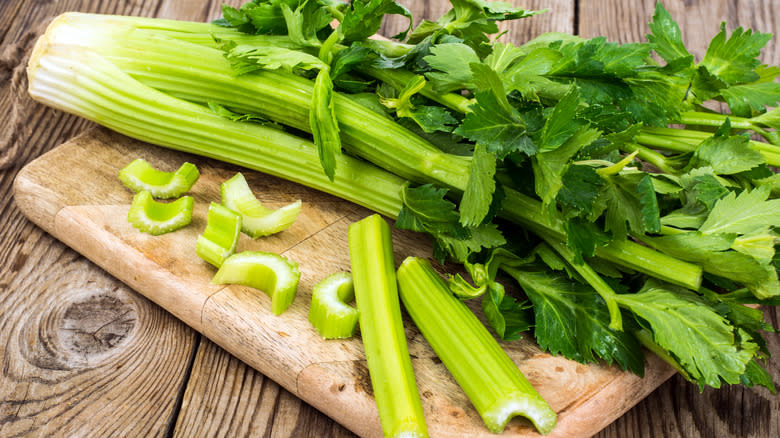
396, 257, 557, 435
119, 158, 199, 198
211, 251, 300, 315
308, 272, 358, 339
196, 202, 242, 268
220, 173, 302, 238
348, 214, 428, 438
127, 190, 193, 235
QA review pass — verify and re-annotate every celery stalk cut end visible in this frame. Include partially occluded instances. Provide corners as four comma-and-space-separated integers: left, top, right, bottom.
212, 251, 301, 315
396, 257, 556, 435
221, 172, 302, 238
308, 272, 359, 339
127, 190, 193, 235
196, 202, 242, 268
119, 158, 200, 198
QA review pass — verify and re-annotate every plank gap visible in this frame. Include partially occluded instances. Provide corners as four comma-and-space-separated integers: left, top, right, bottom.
163, 334, 202, 438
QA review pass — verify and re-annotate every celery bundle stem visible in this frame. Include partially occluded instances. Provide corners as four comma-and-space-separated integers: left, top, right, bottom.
348, 215, 428, 438
396, 257, 556, 435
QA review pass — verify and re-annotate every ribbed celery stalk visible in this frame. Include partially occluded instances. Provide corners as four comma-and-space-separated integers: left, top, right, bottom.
29, 12, 705, 292
396, 257, 557, 435
46, 12, 470, 190
27, 31, 405, 218
308, 272, 358, 339
212, 251, 301, 315
348, 215, 428, 438
119, 158, 199, 198
127, 190, 193, 235
196, 202, 242, 268
220, 172, 301, 238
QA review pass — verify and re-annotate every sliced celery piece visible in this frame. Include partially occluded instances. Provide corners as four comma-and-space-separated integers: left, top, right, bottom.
308, 272, 358, 339
220, 173, 301, 238
196, 202, 242, 268
127, 190, 193, 235
396, 257, 557, 435
211, 251, 300, 315
348, 214, 428, 438
118, 158, 199, 198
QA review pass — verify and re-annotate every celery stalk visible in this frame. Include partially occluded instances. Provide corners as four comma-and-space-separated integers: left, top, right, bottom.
396, 257, 556, 435
28, 13, 704, 293
27, 35, 405, 218
308, 272, 358, 339
127, 190, 193, 235
212, 251, 301, 315
196, 202, 242, 268
220, 172, 301, 238
118, 158, 199, 198
348, 215, 428, 438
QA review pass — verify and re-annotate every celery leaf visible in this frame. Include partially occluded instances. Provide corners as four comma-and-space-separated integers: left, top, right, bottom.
310, 70, 341, 181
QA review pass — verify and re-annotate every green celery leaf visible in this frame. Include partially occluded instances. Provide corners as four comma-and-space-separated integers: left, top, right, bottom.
615, 279, 757, 389
689, 121, 765, 175
646, 3, 693, 65
220, 41, 329, 75
460, 144, 497, 227
207, 102, 282, 128
405, 106, 459, 133
423, 43, 480, 93
484, 41, 526, 75
279, 0, 333, 47
454, 66, 535, 158
636, 174, 661, 233
539, 87, 583, 152
593, 170, 660, 238
331, 45, 373, 79
340, 0, 412, 42
752, 106, 780, 131
434, 223, 506, 263
396, 184, 467, 238
505, 267, 645, 376
700, 23, 773, 85
480, 281, 533, 341
741, 359, 777, 394
310, 70, 341, 181
720, 81, 780, 117
731, 227, 777, 264
533, 126, 601, 212
557, 164, 605, 218
565, 218, 611, 263
700, 185, 780, 235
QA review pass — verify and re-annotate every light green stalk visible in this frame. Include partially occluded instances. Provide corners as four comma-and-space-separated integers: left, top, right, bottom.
348, 215, 428, 438
397, 257, 556, 435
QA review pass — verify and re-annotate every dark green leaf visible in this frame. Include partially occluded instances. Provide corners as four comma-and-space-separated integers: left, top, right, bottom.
615, 280, 757, 389
423, 43, 480, 93
340, 0, 412, 42
460, 144, 497, 227
505, 267, 645, 375
310, 70, 341, 181
646, 3, 693, 65
700, 23, 773, 85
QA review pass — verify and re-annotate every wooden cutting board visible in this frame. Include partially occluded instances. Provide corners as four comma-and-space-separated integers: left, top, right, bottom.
13, 127, 675, 438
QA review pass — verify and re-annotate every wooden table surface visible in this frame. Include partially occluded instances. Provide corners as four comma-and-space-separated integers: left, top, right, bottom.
1, 1, 778, 437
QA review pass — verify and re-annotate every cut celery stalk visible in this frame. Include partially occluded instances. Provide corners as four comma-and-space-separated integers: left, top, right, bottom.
127, 190, 193, 235
348, 214, 428, 438
308, 272, 358, 339
211, 251, 300, 315
118, 158, 199, 198
220, 173, 301, 238
196, 202, 242, 268
396, 257, 557, 435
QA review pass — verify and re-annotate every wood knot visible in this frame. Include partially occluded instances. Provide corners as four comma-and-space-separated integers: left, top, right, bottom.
18, 288, 138, 373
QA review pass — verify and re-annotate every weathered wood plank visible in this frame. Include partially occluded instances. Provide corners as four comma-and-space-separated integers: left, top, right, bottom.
0, 1, 201, 436
0, 229, 199, 436
578, 1, 780, 437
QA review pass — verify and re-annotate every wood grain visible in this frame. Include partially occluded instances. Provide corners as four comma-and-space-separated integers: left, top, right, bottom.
0, 234, 198, 436
1, 0, 778, 437
578, 1, 780, 437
